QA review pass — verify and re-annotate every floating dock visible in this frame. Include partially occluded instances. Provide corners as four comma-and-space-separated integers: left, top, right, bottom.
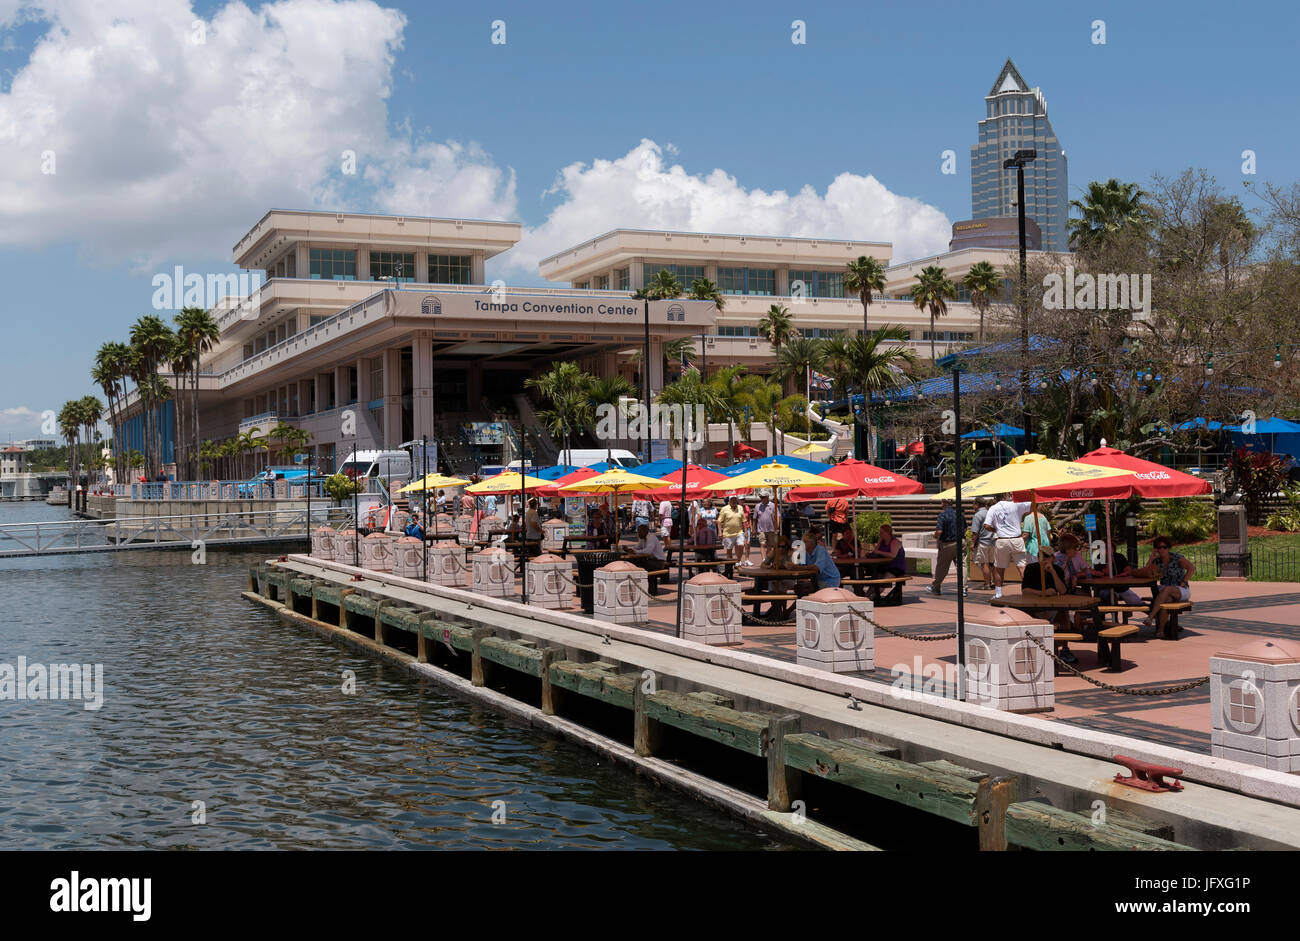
242, 554, 1300, 851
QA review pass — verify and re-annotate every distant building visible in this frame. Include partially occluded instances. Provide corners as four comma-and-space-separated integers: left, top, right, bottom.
1, 446, 27, 476
970, 59, 1068, 254
21, 438, 56, 451
949, 216, 1041, 252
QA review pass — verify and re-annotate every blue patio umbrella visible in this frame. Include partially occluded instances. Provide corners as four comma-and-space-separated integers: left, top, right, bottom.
960, 423, 1025, 440
720, 454, 833, 477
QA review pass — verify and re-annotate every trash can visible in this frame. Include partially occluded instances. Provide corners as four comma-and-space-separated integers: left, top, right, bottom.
576, 551, 619, 614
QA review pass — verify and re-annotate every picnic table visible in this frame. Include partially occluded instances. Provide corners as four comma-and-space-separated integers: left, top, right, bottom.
832, 555, 890, 580
736, 564, 819, 620
560, 533, 611, 554
680, 558, 736, 579
990, 592, 1104, 635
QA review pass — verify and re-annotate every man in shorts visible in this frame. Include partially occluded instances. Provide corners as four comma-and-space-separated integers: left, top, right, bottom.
968, 497, 997, 589
983, 492, 1033, 599
717, 494, 746, 560
753, 492, 777, 549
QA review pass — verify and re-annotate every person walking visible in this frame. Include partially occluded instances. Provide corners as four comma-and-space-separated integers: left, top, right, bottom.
983, 493, 1033, 599
753, 492, 777, 552
717, 494, 746, 561
968, 497, 997, 590
1021, 505, 1054, 558
925, 498, 965, 597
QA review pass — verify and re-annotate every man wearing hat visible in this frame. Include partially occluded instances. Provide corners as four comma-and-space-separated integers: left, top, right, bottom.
925, 497, 966, 596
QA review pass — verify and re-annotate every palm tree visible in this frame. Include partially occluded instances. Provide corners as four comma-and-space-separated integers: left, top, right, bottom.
175, 306, 220, 480
57, 401, 81, 493
962, 261, 1001, 343
77, 396, 103, 485
840, 327, 918, 461
777, 336, 826, 440
707, 364, 751, 463
538, 391, 595, 465
641, 269, 683, 300
757, 304, 796, 390
129, 314, 176, 477
92, 341, 131, 482
912, 266, 957, 362
734, 376, 805, 458
1068, 178, 1148, 251
844, 255, 886, 337
525, 362, 594, 462
687, 277, 725, 312
585, 374, 636, 465
166, 336, 191, 477
655, 371, 723, 459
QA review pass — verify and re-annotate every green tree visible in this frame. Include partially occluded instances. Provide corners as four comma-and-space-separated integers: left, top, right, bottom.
777, 336, 826, 440
687, 277, 725, 313
655, 370, 723, 459
835, 327, 917, 462
585, 373, 636, 465
706, 364, 751, 462
175, 306, 220, 479
912, 266, 957, 362
757, 304, 796, 392
525, 361, 595, 462
962, 260, 1001, 343
1068, 178, 1149, 251
844, 255, 886, 337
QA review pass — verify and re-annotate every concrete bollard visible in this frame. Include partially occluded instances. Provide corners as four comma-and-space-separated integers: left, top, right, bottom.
311, 526, 335, 560
1211, 640, 1300, 771
274, 478, 288, 499
963, 606, 1053, 713
360, 532, 392, 572
796, 588, 873, 674
593, 560, 649, 626
526, 553, 572, 609
206, 480, 220, 499
392, 536, 424, 579
428, 541, 468, 587
472, 547, 515, 598
542, 519, 569, 552
681, 572, 742, 646
335, 530, 359, 566
455, 516, 472, 546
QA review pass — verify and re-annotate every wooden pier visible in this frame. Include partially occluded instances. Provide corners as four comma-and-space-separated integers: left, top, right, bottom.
242, 555, 1300, 851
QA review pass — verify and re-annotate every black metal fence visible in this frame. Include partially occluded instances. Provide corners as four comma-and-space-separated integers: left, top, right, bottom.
1182, 544, 1300, 583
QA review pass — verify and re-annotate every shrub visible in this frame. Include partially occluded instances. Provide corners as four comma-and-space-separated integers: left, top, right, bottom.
1140, 498, 1215, 543
1264, 485, 1300, 532
324, 473, 362, 504
1225, 447, 1289, 525
853, 511, 892, 545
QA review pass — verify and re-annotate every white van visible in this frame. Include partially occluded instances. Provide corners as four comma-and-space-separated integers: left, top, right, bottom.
550, 449, 643, 469
338, 449, 412, 482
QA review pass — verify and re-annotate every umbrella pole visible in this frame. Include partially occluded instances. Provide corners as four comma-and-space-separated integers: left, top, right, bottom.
675, 459, 688, 639
1105, 499, 1114, 576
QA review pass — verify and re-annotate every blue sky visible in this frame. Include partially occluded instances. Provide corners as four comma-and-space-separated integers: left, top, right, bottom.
0, 0, 1295, 439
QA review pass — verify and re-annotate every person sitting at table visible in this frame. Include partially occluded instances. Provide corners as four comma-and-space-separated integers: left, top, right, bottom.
1021, 547, 1077, 663
1132, 536, 1194, 638
833, 526, 858, 559
863, 524, 907, 604
632, 523, 666, 563
403, 513, 424, 541
1106, 553, 1145, 606
524, 498, 544, 549
804, 528, 841, 589
693, 512, 718, 560
1053, 534, 1102, 630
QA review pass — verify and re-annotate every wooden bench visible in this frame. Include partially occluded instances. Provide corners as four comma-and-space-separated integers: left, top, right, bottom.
1097, 603, 1150, 624
1095, 624, 1139, 671
740, 592, 798, 624
842, 575, 911, 606
1155, 601, 1193, 639
644, 568, 670, 595
1050, 632, 1084, 675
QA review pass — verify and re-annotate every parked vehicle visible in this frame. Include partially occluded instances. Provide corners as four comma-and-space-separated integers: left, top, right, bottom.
237, 466, 327, 497
553, 449, 643, 469
338, 449, 412, 483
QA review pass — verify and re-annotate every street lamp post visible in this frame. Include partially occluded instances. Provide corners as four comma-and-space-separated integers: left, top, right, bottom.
642, 298, 652, 465
937, 352, 967, 701
1003, 149, 1036, 453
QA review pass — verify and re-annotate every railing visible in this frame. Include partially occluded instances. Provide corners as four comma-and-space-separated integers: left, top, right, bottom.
107, 480, 330, 500
0, 506, 355, 558
1181, 544, 1300, 584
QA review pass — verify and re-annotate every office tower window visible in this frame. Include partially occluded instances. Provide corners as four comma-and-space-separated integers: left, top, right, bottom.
369, 251, 415, 283
309, 249, 357, 280
428, 254, 472, 284
615, 267, 630, 290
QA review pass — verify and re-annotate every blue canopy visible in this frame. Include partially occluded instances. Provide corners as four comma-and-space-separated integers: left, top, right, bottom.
721, 454, 832, 477
961, 423, 1024, 440
630, 458, 685, 478
534, 464, 580, 480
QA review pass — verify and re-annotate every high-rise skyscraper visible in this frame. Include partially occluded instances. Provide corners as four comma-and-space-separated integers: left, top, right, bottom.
970, 59, 1068, 253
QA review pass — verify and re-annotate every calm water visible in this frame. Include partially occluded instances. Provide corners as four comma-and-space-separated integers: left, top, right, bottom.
0, 502, 790, 850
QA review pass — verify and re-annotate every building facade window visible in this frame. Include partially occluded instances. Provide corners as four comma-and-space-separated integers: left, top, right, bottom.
428, 254, 472, 284
615, 267, 630, 290
596, 274, 609, 290
369, 251, 415, 283
643, 263, 704, 291
717, 267, 777, 296
789, 270, 845, 298
574, 280, 589, 289
716, 325, 760, 337
309, 248, 357, 280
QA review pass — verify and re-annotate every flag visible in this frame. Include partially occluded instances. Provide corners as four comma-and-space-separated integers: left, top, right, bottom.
810, 370, 833, 391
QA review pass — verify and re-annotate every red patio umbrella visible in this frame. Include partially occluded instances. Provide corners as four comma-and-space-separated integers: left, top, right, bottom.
1028, 447, 1211, 501
783, 458, 925, 501
632, 464, 732, 501
715, 442, 764, 461
534, 466, 601, 499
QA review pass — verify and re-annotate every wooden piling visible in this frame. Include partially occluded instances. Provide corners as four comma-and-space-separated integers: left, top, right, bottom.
766, 715, 802, 812
976, 775, 1017, 851
633, 679, 661, 757
470, 627, 492, 687
540, 647, 562, 716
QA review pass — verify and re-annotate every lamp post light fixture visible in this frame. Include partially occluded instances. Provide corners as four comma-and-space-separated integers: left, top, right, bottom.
1003, 148, 1037, 452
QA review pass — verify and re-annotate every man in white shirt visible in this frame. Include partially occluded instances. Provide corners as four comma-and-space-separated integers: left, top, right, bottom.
982, 493, 1033, 598
634, 523, 667, 561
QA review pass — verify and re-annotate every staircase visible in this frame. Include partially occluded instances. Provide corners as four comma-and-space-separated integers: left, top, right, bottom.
513, 393, 559, 465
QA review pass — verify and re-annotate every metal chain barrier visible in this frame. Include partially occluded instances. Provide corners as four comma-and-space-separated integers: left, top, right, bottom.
849, 606, 958, 641
1022, 631, 1210, 696
721, 594, 795, 626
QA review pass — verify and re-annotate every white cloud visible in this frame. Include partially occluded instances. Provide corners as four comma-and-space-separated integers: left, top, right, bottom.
0, 0, 515, 269
500, 140, 953, 279
0, 405, 47, 440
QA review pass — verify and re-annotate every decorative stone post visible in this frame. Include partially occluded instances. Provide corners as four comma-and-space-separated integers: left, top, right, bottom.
310, 526, 335, 560
1211, 640, 1300, 771
526, 553, 572, 609
360, 532, 392, 572
335, 530, 358, 566
795, 588, 873, 673
593, 560, 649, 626
428, 541, 467, 588
274, 478, 289, 499
681, 572, 742, 646
392, 536, 424, 578
963, 606, 1053, 713
455, 515, 473, 546
206, 480, 220, 499
542, 519, 569, 552
471, 547, 515, 598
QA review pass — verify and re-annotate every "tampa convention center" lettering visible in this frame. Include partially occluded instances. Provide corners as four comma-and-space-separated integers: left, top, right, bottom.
473, 300, 640, 315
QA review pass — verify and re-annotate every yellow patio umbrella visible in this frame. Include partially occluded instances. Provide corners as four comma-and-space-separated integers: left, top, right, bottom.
397, 473, 469, 493
930, 453, 1133, 501
789, 442, 831, 456
465, 471, 550, 494
559, 469, 674, 545
705, 462, 856, 494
